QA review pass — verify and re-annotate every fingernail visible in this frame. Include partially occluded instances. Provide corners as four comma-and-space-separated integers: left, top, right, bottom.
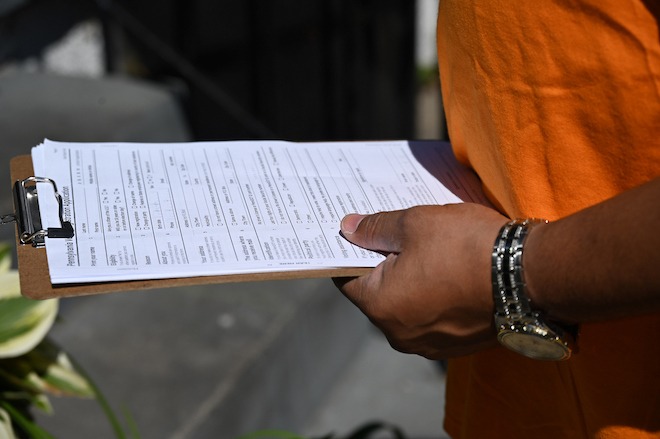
341, 214, 367, 235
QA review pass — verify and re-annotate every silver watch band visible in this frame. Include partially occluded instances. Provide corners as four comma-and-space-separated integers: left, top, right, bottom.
492, 218, 547, 323
491, 219, 575, 361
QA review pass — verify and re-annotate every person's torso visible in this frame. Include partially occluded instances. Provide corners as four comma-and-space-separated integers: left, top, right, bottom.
436, 1, 660, 437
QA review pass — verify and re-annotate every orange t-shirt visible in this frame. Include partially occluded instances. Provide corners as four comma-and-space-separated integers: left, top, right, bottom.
437, 0, 660, 438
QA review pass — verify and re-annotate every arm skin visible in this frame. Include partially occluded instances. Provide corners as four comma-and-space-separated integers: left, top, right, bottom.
335, 177, 660, 360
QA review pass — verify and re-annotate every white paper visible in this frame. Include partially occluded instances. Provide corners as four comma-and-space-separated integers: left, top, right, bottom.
31, 139, 479, 284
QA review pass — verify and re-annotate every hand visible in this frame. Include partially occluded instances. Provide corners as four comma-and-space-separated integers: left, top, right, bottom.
335, 203, 508, 359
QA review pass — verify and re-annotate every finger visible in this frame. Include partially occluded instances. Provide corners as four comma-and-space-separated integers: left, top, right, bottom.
336, 253, 398, 312
340, 210, 409, 253
332, 276, 353, 291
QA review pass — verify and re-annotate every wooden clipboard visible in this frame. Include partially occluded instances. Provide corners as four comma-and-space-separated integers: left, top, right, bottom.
9, 155, 371, 300
9, 140, 488, 300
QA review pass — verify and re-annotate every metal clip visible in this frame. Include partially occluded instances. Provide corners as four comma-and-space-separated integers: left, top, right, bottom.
7, 176, 75, 247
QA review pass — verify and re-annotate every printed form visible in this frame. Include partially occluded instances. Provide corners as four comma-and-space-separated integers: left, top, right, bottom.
31, 140, 471, 284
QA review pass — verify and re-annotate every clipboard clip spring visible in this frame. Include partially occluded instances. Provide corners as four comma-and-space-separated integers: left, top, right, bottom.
2, 176, 75, 247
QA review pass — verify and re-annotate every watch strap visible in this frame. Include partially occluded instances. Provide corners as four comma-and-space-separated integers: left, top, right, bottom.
492, 219, 546, 323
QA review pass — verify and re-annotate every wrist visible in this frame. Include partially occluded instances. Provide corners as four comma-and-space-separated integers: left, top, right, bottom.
521, 218, 566, 323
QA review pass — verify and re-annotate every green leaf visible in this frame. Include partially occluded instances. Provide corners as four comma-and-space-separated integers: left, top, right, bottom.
0, 272, 58, 359
0, 389, 53, 416
120, 406, 141, 439
0, 243, 11, 274
40, 358, 95, 398
0, 340, 94, 403
0, 361, 42, 394
21, 341, 94, 399
0, 402, 55, 439
29, 394, 53, 415
66, 355, 131, 439
0, 405, 18, 439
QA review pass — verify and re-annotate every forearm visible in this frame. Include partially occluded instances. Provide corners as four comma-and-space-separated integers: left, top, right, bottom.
524, 177, 660, 323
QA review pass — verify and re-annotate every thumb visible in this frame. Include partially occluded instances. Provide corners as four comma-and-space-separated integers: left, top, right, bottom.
340, 211, 406, 254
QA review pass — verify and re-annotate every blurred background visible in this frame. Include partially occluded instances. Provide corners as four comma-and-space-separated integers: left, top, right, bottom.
0, 0, 449, 437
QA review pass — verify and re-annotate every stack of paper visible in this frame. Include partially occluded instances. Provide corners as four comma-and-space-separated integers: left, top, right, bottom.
31, 139, 479, 285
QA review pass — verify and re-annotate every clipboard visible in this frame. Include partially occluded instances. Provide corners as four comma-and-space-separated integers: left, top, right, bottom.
7, 140, 489, 301
8, 155, 371, 300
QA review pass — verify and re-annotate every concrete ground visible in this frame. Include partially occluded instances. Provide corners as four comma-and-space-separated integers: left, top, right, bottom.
302, 329, 448, 439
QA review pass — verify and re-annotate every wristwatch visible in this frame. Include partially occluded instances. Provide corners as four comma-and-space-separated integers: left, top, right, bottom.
492, 219, 574, 361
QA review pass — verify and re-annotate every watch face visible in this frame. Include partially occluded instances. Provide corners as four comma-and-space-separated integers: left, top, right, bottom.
499, 331, 570, 361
